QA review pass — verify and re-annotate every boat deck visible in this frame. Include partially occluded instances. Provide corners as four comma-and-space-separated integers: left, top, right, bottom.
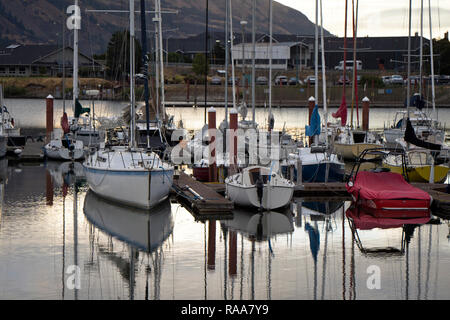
171, 172, 234, 220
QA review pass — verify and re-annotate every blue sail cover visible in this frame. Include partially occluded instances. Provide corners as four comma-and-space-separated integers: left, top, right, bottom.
305, 105, 321, 137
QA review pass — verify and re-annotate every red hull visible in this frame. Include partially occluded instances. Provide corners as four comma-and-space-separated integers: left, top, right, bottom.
347, 171, 431, 218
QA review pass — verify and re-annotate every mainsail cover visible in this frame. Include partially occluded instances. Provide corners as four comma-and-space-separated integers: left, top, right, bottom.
332, 96, 348, 126
305, 105, 321, 137
404, 118, 441, 151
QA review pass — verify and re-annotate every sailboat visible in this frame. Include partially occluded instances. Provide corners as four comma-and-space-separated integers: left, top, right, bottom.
382, 0, 449, 183
331, 0, 383, 160
384, 1, 445, 149
287, 0, 345, 183
0, 86, 26, 155
84, 0, 174, 210
44, 3, 84, 161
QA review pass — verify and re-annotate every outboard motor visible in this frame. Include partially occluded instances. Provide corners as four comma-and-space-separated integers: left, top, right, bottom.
256, 174, 264, 211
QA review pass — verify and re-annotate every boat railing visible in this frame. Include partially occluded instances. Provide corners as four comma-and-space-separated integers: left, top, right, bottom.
347, 147, 410, 184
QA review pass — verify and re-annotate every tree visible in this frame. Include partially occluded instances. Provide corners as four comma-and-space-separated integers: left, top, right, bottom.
106, 30, 143, 80
192, 53, 209, 76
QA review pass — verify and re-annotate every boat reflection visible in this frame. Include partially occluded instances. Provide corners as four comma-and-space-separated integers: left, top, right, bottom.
45, 161, 85, 188
346, 204, 430, 256
83, 190, 173, 254
83, 191, 173, 300
221, 209, 294, 241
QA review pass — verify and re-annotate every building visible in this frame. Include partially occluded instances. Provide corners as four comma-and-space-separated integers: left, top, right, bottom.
167, 32, 436, 71
232, 38, 311, 70
0, 44, 104, 77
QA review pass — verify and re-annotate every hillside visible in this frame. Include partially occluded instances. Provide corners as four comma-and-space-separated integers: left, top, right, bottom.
0, 0, 331, 53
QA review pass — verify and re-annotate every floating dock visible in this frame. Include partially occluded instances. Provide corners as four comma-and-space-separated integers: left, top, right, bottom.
172, 172, 234, 220
9, 141, 44, 163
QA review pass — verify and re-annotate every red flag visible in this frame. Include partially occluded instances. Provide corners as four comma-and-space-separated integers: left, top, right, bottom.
332, 96, 348, 126
61, 112, 70, 134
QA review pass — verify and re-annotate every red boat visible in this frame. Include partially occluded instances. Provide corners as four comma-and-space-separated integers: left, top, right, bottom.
347, 171, 431, 218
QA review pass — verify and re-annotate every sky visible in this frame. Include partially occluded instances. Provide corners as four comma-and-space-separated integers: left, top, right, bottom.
278, 0, 450, 39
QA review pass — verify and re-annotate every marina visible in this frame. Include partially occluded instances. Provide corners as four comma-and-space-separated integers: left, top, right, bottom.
0, 0, 449, 304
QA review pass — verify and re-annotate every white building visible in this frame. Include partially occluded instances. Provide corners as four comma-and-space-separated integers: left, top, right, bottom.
232, 41, 311, 70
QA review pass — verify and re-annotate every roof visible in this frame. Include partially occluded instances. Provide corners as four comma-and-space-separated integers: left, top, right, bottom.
0, 44, 59, 65
0, 44, 102, 66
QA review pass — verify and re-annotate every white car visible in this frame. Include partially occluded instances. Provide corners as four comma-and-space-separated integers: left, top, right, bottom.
390, 75, 404, 85
381, 76, 391, 85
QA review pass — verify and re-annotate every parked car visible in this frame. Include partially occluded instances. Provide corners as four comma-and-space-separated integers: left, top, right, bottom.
288, 77, 302, 85
210, 76, 222, 85
256, 76, 268, 85
274, 75, 288, 85
404, 76, 421, 86
304, 75, 316, 85
381, 76, 391, 85
338, 75, 351, 85
390, 75, 404, 85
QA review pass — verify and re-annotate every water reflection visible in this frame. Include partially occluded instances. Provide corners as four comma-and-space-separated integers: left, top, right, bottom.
83, 192, 173, 300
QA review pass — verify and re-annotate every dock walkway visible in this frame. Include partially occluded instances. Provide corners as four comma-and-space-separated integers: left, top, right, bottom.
172, 172, 234, 219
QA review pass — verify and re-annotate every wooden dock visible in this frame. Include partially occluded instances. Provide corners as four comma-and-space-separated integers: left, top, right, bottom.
172, 172, 234, 220
9, 141, 44, 163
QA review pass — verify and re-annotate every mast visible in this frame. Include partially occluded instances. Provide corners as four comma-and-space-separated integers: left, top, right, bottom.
419, 0, 424, 96
229, 0, 237, 110
314, 0, 319, 105
140, 0, 151, 148
62, 15, 66, 114
73, 0, 79, 115
130, 0, 136, 148
407, 0, 412, 117
320, 0, 328, 148
251, 0, 256, 126
224, 0, 229, 126
204, 0, 209, 124
153, 1, 160, 121
314, 0, 319, 145
351, 0, 359, 128
268, 0, 273, 118
343, 0, 349, 128
157, 0, 166, 122
428, 0, 436, 114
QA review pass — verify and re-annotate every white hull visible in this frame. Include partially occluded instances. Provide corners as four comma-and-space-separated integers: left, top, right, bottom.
85, 166, 173, 210
226, 183, 293, 210
45, 147, 85, 160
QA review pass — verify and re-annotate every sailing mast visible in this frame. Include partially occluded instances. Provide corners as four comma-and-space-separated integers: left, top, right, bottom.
251, 0, 256, 127
428, 0, 436, 115
73, 0, 79, 115
224, 0, 229, 126
140, 0, 151, 149
129, 0, 136, 148
351, 0, 359, 128
419, 0, 424, 97
314, 0, 319, 145
407, 0, 412, 119
342, 0, 349, 128
157, 0, 166, 122
268, 0, 273, 127
320, 0, 328, 148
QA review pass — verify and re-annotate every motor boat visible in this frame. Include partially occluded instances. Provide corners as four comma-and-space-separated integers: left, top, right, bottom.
332, 126, 383, 160
346, 148, 432, 218
225, 165, 295, 210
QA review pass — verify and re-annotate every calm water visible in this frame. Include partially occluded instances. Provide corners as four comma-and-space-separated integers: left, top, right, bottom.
5, 98, 450, 133
0, 161, 449, 300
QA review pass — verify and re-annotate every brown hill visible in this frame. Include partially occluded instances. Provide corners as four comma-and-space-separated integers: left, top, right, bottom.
0, 0, 330, 53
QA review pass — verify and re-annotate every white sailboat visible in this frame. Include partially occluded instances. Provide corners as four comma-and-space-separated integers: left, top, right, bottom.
226, 165, 294, 210
44, 2, 84, 161
84, 0, 174, 210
